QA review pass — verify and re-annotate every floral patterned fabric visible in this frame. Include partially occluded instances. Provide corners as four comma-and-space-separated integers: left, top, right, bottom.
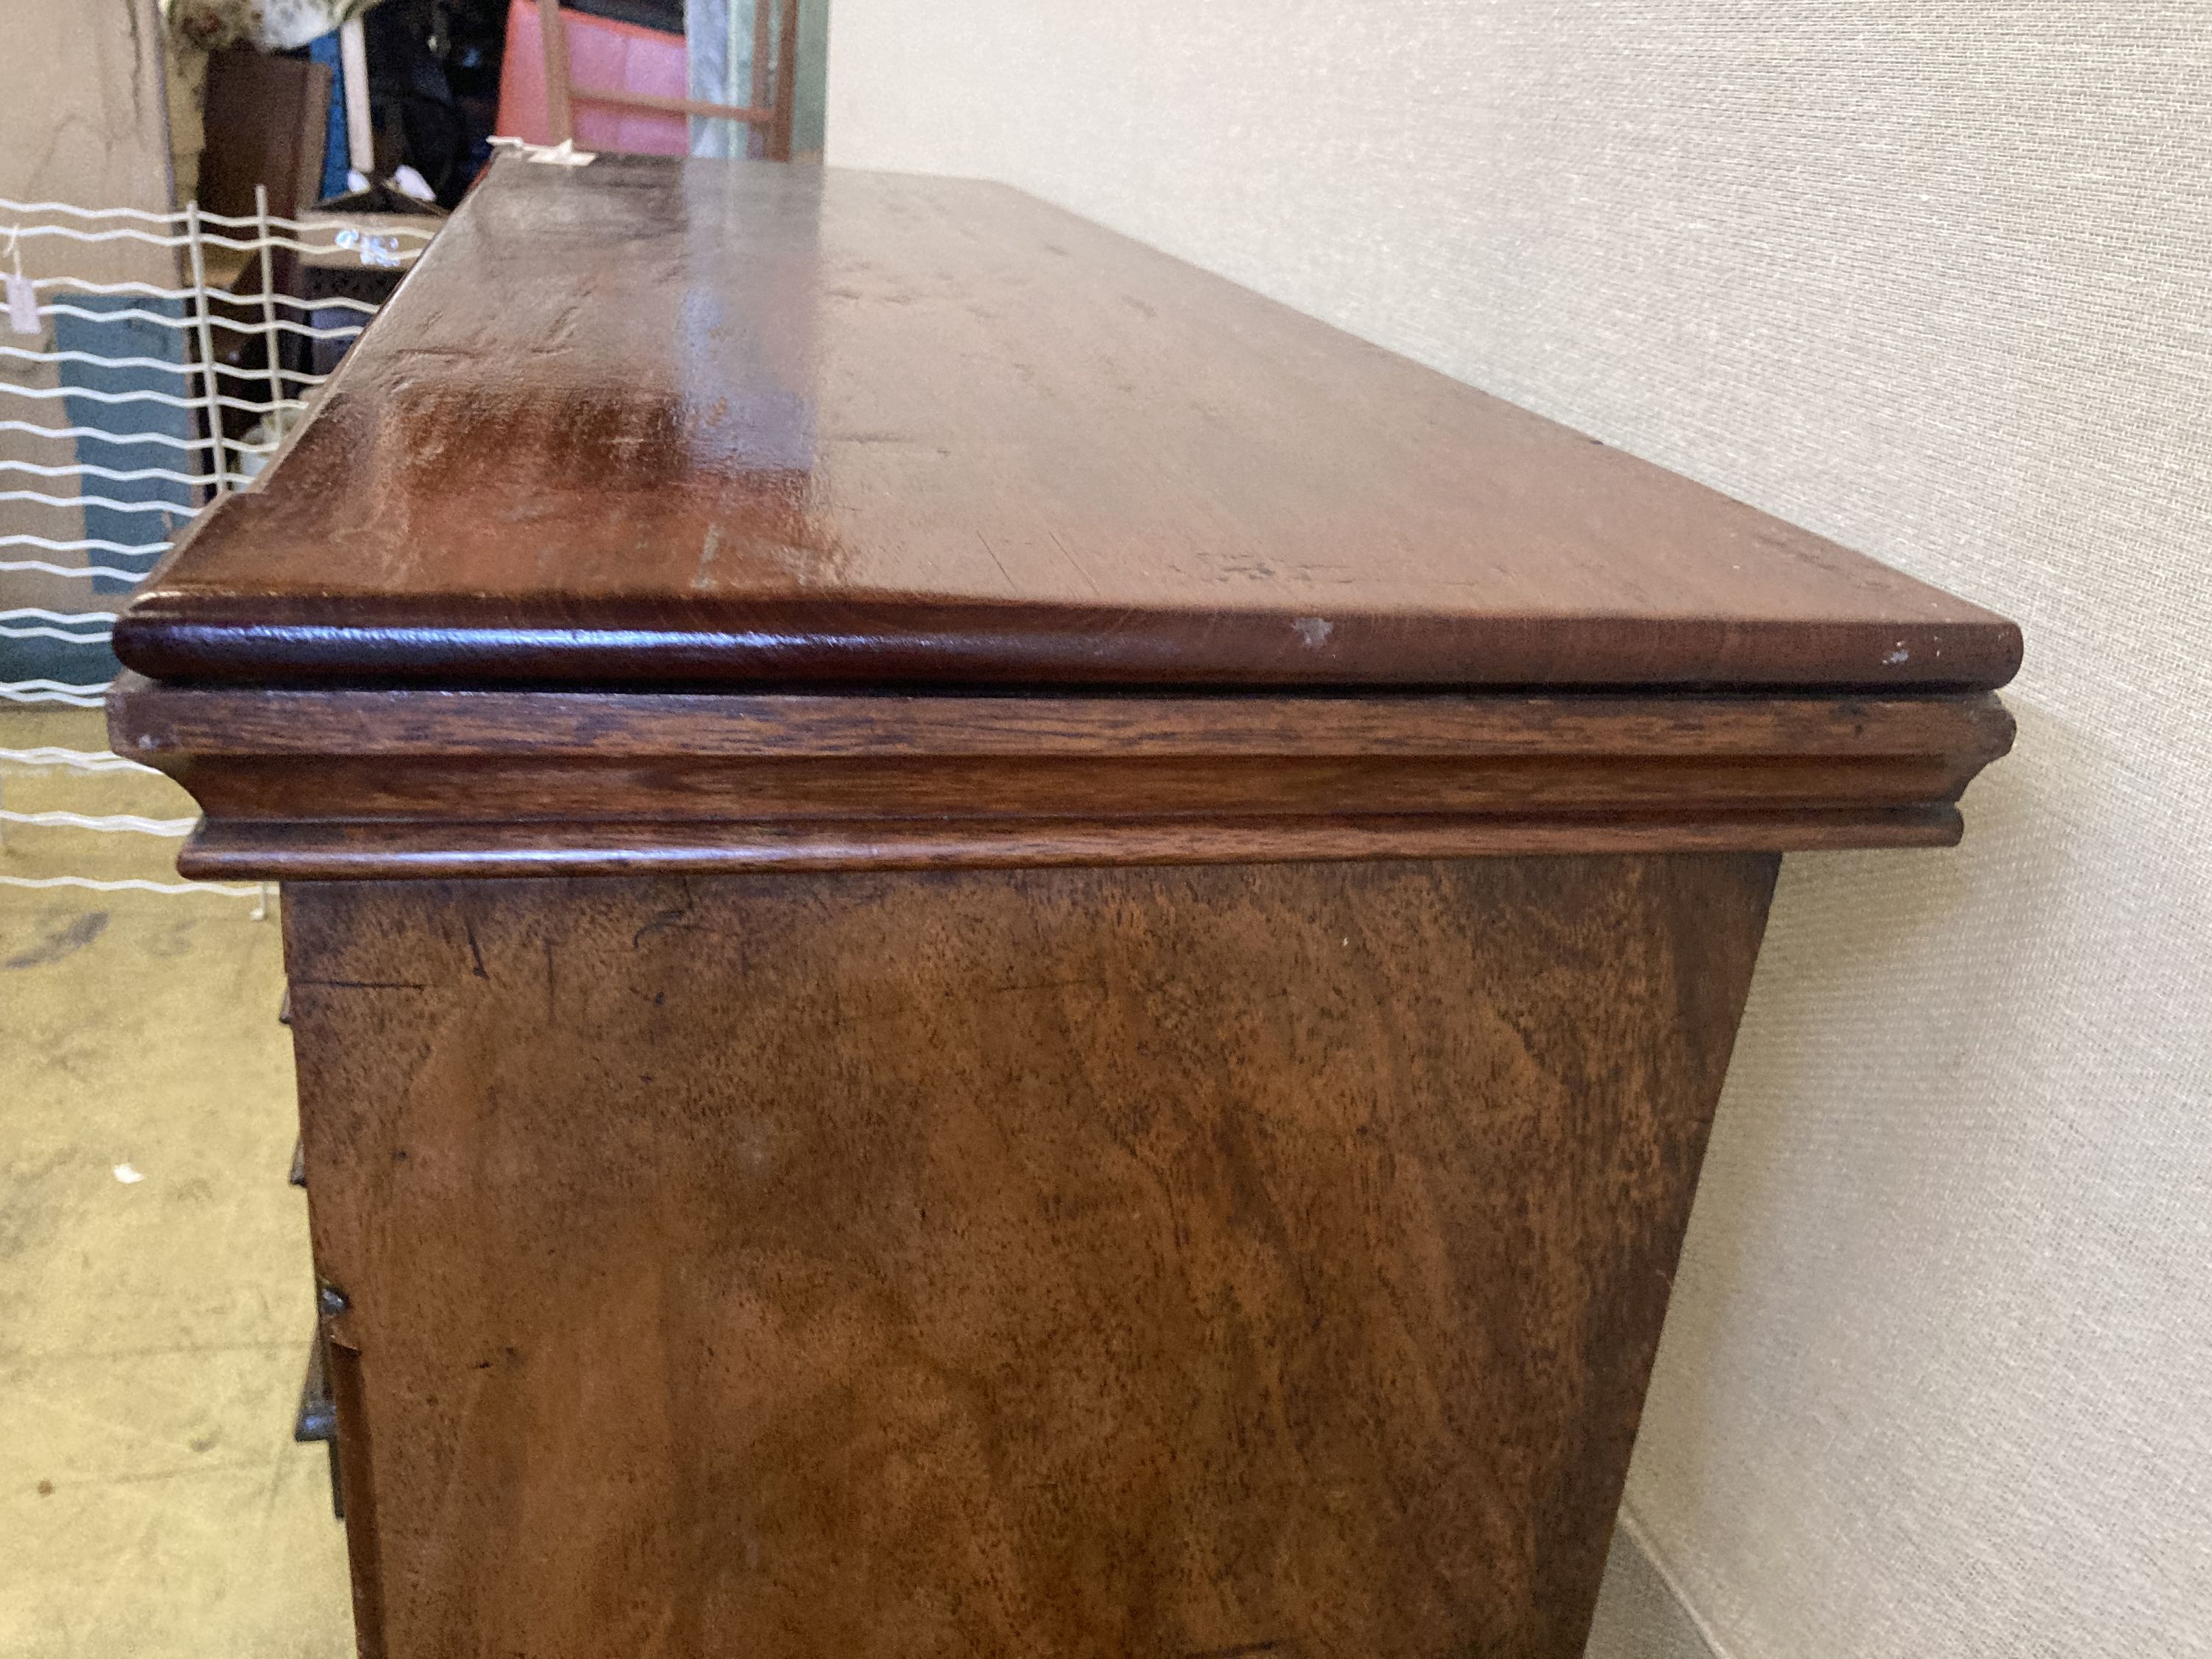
163, 0, 389, 55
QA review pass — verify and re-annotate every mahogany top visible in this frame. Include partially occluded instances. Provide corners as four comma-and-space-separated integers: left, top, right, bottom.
115, 154, 2019, 692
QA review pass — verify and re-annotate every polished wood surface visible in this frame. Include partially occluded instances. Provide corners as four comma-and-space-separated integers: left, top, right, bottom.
102, 150, 2022, 1659
537, 0, 795, 156
110, 675, 2012, 875
111, 678, 2016, 762
117, 155, 2020, 691
291, 854, 1777, 1658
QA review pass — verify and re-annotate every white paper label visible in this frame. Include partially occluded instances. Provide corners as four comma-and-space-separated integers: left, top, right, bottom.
4, 271, 37, 335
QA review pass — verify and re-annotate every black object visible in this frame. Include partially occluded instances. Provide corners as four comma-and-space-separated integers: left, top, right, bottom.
293, 1327, 344, 1520
363, 0, 512, 204
570, 0, 686, 32
311, 178, 446, 217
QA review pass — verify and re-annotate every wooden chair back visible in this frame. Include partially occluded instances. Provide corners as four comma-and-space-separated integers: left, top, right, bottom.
538, 0, 799, 161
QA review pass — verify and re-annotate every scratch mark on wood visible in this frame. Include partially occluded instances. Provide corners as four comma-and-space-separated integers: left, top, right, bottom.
292, 978, 430, 991
976, 531, 1018, 597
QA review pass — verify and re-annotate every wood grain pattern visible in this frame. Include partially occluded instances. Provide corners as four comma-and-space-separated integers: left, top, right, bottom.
113, 681, 2014, 762
182, 807, 1955, 879
289, 854, 1778, 1658
108, 676, 2012, 874
114, 155, 2020, 692
94, 127, 2020, 1659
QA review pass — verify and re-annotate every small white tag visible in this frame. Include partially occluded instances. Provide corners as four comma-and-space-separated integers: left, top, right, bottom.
5, 271, 38, 335
488, 134, 597, 168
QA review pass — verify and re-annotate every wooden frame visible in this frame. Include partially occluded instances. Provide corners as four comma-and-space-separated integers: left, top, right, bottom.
537, 0, 800, 160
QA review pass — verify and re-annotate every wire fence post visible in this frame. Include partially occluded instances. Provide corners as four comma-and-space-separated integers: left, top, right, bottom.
182, 199, 226, 506
254, 184, 285, 452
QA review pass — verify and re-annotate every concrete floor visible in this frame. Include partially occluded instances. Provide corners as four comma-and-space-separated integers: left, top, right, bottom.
1, 701, 1706, 1658
1, 706, 350, 1658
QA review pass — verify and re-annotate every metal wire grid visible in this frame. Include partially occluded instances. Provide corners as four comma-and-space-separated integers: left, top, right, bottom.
1, 192, 434, 902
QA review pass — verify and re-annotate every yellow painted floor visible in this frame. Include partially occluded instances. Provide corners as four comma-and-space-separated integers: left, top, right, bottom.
1, 703, 1700, 1658
1, 706, 351, 1658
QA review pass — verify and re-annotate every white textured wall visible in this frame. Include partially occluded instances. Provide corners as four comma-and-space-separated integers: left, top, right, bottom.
827, 7, 2212, 1655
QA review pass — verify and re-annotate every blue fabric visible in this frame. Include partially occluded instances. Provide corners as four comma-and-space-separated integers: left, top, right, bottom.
12, 298, 202, 689
1, 310, 193, 692
309, 30, 349, 199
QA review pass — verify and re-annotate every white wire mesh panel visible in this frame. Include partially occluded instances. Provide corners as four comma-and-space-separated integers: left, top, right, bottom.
1, 189, 433, 905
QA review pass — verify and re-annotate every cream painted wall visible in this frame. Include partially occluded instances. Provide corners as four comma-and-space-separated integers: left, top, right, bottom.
826, 6, 2212, 1655
0, 0, 174, 282
0, 1, 175, 623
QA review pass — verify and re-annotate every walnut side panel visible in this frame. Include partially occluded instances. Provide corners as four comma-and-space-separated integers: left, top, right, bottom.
108, 678, 2015, 872
289, 855, 1778, 1658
